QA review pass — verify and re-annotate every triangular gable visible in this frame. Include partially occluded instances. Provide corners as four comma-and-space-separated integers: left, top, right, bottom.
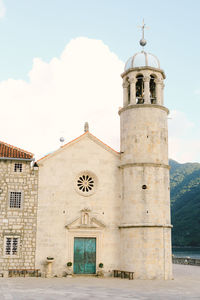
37, 131, 120, 163
83, 132, 119, 157
66, 208, 106, 230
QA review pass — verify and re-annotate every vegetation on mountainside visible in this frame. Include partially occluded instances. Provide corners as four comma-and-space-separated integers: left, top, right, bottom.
169, 159, 200, 247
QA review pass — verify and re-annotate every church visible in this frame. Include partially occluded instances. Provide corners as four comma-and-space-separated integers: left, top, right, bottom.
0, 30, 173, 279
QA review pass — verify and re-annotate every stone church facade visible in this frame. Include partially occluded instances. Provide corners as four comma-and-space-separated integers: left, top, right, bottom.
0, 44, 173, 279
36, 132, 121, 277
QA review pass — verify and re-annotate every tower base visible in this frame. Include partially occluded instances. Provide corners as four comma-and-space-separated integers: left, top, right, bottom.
120, 226, 173, 280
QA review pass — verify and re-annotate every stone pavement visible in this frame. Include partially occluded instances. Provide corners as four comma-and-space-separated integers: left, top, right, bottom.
0, 264, 200, 300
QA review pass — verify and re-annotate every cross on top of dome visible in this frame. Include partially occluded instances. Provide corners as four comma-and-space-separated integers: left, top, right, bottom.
138, 19, 149, 48
124, 21, 162, 72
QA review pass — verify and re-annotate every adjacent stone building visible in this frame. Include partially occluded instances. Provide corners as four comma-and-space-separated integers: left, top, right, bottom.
0, 38, 173, 279
0, 142, 38, 276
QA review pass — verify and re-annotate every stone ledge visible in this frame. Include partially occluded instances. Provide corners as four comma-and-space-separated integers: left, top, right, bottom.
121, 66, 166, 79
119, 162, 170, 169
118, 104, 169, 115
119, 224, 172, 229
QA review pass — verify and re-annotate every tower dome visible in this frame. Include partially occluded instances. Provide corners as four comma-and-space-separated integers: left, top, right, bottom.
124, 51, 160, 71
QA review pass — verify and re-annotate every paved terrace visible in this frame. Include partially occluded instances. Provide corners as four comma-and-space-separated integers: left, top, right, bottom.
0, 264, 200, 300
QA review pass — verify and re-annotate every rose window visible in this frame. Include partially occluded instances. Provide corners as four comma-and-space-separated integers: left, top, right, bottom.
75, 171, 97, 196
77, 175, 94, 193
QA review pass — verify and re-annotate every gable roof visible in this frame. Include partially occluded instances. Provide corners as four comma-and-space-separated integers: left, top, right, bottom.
37, 131, 120, 163
0, 140, 34, 160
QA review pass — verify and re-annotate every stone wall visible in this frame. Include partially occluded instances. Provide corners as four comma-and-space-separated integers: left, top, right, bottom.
0, 160, 38, 275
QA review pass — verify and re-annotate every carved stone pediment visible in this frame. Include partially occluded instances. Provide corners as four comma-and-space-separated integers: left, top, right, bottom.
65, 208, 105, 230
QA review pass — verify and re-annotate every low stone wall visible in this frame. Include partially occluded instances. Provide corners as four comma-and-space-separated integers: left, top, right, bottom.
173, 256, 200, 266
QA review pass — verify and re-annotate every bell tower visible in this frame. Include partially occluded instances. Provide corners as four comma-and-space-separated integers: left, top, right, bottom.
119, 22, 172, 279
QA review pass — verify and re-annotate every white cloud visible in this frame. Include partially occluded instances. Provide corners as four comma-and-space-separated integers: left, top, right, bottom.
0, 37, 199, 163
168, 110, 194, 137
0, 37, 124, 159
168, 110, 200, 163
0, 0, 6, 18
169, 137, 200, 163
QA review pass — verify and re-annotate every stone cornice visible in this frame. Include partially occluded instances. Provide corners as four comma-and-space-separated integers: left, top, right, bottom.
118, 104, 169, 115
119, 224, 173, 229
121, 66, 166, 79
119, 162, 170, 169
0, 157, 34, 162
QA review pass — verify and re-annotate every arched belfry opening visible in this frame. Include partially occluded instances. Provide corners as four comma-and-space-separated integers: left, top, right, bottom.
136, 75, 144, 104
150, 75, 156, 104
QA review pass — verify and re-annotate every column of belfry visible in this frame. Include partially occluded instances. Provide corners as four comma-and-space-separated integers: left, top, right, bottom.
119, 22, 173, 279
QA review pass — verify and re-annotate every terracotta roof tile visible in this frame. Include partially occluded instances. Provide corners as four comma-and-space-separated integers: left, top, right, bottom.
0, 141, 33, 159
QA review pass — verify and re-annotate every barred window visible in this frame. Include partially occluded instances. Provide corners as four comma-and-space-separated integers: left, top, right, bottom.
14, 163, 22, 172
9, 192, 22, 208
5, 237, 19, 256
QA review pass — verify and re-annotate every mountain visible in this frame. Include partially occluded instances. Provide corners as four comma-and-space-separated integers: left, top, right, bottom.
169, 159, 200, 247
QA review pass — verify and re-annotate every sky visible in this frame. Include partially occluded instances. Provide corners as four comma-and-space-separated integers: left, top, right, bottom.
0, 0, 199, 163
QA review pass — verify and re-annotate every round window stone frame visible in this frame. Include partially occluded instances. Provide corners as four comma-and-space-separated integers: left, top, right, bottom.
75, 171, 97, 197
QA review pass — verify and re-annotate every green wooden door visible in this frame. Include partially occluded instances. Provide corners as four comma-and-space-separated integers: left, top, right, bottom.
74, 237, 96, 274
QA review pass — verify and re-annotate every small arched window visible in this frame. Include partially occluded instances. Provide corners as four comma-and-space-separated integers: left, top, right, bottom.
136, 75, 144, 104
150, 75, 156, 104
